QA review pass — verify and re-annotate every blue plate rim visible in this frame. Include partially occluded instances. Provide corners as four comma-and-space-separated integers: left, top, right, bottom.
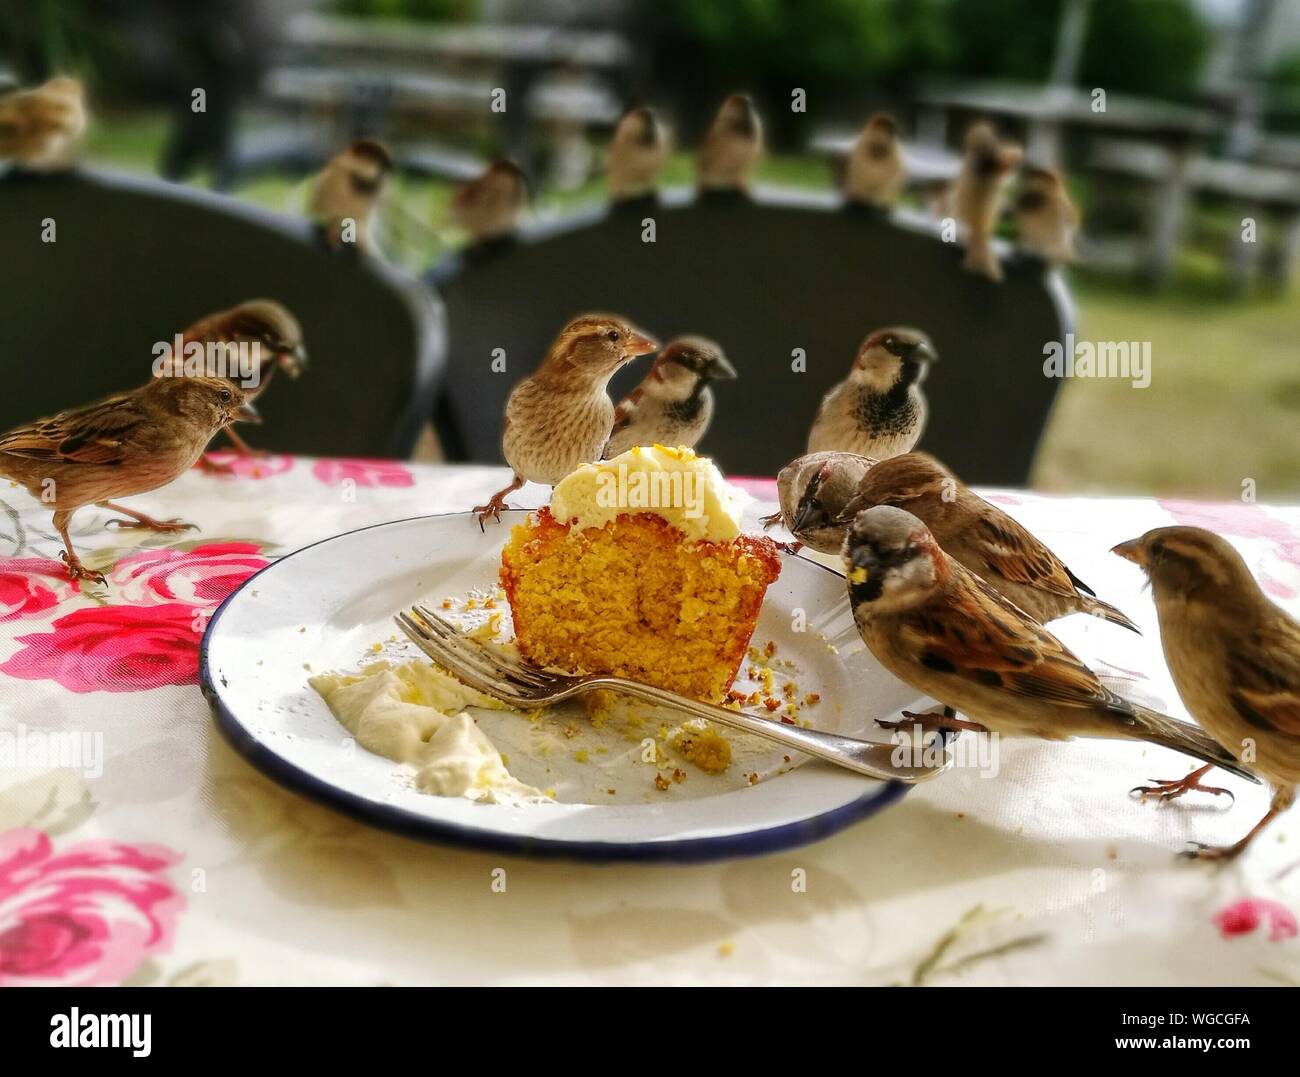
199, 510, 915, 864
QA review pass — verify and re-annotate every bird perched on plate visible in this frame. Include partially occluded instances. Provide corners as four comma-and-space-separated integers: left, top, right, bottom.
950, 121, 1022, 281
0, 377, 258, 581
1113, 527, 1300, 860
474, 314, 659, 527
159, 299, 307, 459
1014, 165, 1079, 266
762, 451, 877, 553
0, 76, 87, 169
450, 159, 529, 243
308, 139, 394, 253
602, 336, 736, 459
806, 327, 937, 460
607, 106, 668, 202
833, 452, 1138, 631
843, 507, 1258, 782
697, 94, 763, 192
843, 113, 904, 209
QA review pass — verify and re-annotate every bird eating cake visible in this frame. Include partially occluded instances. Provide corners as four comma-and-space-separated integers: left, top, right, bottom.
500, 445, 782, 702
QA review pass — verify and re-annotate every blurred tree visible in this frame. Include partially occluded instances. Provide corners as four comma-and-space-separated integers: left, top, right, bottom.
1078, 0, 1209, 100
946, 0, 1064, 83
333, 0, 477, 20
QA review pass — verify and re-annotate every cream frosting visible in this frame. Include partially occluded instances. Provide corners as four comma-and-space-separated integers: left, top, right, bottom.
549, 445, 744, 542
310, 659, 546, 803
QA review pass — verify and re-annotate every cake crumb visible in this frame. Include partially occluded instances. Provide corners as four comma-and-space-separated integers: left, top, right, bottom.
718, 941, 735, 958
671, 723, 732, 774
653, 773, 671, 791
573, 749, 589, 763
747, 772, 759, 785
803, 693, 820, 706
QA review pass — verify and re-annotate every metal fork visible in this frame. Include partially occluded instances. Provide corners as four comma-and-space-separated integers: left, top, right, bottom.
395, 605, 948, 783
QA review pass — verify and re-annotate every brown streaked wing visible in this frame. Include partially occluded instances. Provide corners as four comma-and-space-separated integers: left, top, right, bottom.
0, 393, 141, 466
973, 512, 1086, 601
1229, 616, 1300, 738
901, 565, 1132, 716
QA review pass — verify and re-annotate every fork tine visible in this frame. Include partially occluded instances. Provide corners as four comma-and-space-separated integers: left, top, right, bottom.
394, 614, 528, 705
406, 609, 546, 693
413, 604, 555, 688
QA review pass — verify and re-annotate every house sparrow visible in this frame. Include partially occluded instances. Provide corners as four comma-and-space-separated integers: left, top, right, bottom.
450, 159, 529, 243
163, 300, 306, 457
697, 94, 762, 192
836, 452, 1138, 631
607, 106, 668, 201
602, 336, 736, 459
0, 377, 257, 581
806, 327, 936, 460
1113, 527, 1300, 860
0, 76, 86, 169
762, 451, 877, 553
951, 122, 1021, 281
844, 507, 1256, 781
308, 139, 394, 252
1014, 165, 1079, 266
844, 113, 904, 209
474, 315, 659, 527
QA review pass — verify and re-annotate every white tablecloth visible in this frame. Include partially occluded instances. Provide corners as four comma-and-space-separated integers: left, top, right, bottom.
2, 458, 1297, 986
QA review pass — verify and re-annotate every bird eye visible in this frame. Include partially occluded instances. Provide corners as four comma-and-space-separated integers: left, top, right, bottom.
1150, 539, 1165, 558
218, 388, 232, 404
606, 329, 620, 343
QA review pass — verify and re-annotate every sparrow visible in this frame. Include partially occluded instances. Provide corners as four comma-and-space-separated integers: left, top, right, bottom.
162, 300, 307, 457
1014, 165, 1079, 266
450, 159, 529, 243
0, 76, 86, 169
474, 314, 659, 527
835, 452, 1139, 631
602, 336, 736, 459
0, 377, 258, 581
762, 451, 877, 553
950, 122, 1022, 281
697, 94, 763, 192
843, 113, 904, 209
806, 327, 936, 460
607, 106, 668, 201
308, 139, 394, 252
1113, 527, 1300, 860
843, 507, 1257, 782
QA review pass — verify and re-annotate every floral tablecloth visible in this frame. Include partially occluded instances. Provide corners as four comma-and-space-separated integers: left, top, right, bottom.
2, 455, 1298, 986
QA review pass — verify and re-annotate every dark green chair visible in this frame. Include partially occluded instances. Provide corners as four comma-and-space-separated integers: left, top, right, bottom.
0, 167, 442, 457
425, 189, 1073, 484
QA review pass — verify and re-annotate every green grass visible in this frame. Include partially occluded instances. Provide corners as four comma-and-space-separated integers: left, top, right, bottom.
81, 112, 1300, 499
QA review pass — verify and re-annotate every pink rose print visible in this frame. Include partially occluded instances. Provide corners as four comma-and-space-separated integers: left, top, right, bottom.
0, 558, 79, 622
0, 603, 205, 693
110, 542, 268, 609
0, 828, 184, 986
1213, 898, 1298, 942
312, 457, 414, 489
202, 451, 295, 480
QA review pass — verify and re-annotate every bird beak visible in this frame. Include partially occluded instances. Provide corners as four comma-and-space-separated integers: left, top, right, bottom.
708, 355, 738, 381
909, 341, 938, 364
623, 330, 659, 359
791, 494, 825, 537
1111, 539, 1144, 567
281, 345, 308, 379
232, 402, 262, 426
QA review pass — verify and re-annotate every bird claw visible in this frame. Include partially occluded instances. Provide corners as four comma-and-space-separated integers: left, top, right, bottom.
60, 551, 106, 584
1178, 840, 1241, 863
1130, 775, 1234, 805
878, 708, 986, 735
105, 517, 197, 534
759, 511, 783, 530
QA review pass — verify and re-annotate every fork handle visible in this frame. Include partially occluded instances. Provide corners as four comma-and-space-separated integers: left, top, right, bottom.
581, 678, 947, 784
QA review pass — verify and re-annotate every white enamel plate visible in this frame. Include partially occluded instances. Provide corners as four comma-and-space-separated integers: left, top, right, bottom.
201, 510, 934, 861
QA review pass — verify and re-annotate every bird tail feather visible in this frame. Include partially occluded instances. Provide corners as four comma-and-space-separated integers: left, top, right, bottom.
1129, 705, 1258, 784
